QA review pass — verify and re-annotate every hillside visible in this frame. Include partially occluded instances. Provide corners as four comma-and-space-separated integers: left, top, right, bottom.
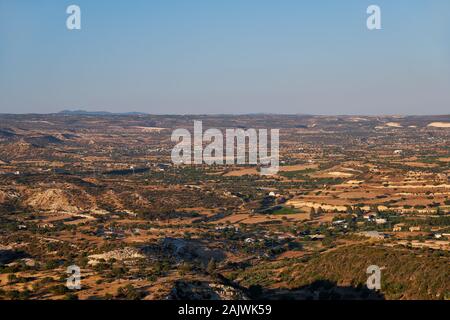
237, 244, 449, 300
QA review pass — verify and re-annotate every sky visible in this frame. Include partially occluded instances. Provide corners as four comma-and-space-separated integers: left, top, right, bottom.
1, 0, 449, 115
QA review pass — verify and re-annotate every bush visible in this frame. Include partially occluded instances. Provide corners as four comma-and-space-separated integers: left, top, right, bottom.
206, 259, 217, 274
49, 284, 69, 295
116, 284, 144, 300
64, 293, 79, 300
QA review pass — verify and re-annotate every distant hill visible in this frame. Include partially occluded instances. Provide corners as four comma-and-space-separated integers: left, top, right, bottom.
0, 129, 17, 138
58, 110, 148, 116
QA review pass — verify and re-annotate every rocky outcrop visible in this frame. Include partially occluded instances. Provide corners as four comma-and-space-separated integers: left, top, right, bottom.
143, 238, 226, 265
88, 247, 145, 265
167, 280, 249, 300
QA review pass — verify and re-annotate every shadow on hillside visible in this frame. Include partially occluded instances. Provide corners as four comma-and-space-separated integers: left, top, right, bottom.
164, 275, 385, 301
0, 249, 30, 265
250, 280, 385, 300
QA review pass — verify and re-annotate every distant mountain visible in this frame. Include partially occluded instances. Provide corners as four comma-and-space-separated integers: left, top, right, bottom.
58, 110, 148, 116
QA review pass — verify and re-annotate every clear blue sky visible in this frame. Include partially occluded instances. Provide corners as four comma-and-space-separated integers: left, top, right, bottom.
1, 0, 449, 114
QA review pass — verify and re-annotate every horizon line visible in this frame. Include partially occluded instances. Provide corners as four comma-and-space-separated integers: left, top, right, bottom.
0, 111, 450, 117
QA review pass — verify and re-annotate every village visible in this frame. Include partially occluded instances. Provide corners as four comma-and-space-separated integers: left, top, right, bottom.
0, 113, 449, 300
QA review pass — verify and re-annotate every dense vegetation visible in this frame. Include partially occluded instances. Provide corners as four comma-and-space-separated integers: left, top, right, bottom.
238, 244, 449, 300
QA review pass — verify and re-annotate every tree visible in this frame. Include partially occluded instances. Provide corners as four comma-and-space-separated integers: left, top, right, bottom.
309, 207, 316, 220
116, 284, 143, 300
179, 262, 192, 275
64, 293, 79, 300
7, 274, 18, 284
316, 207, 324, 216
355, 207, 363, 217
49, 284, 69, 295
206, 258, 217, 275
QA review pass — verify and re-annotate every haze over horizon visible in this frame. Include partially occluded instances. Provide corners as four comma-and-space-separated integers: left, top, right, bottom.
1, 109, 450, 117
1, 0, 450, 115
